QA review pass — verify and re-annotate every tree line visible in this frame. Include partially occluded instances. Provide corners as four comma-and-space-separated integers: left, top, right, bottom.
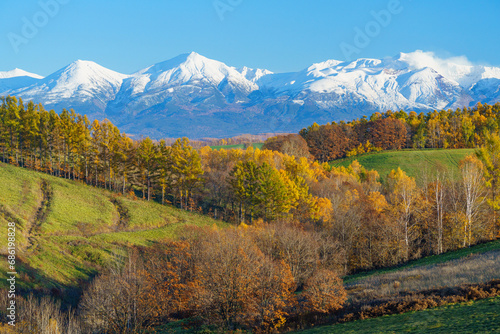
0, 95, 327, 223
299, 102, 500, 162
0, 96, 204, 208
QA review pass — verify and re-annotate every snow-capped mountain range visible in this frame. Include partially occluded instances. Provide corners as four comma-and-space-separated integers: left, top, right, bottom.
2, 51, 500, 139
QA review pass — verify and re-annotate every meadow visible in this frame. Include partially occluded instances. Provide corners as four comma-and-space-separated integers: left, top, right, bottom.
344, 239, 500, 283
209, 142, 264, 150
331, 148, 475, 180
0, 162, 225, 290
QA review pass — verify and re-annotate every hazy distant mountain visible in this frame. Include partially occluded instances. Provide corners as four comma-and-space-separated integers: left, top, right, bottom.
0, 68, 44, 93
2, 51, 500, 139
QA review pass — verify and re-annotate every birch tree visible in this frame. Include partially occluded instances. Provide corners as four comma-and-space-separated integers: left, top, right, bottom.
460, 155, 486, 247
434, 172, 445, 254
387, 167, 417, 261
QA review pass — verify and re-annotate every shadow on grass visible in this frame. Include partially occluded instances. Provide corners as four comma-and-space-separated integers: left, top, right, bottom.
0, 254, 97, 309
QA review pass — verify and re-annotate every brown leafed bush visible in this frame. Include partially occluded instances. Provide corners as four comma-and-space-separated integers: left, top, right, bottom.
262, 134, 313, 160
192, 229, 297, 332
79, 250, 161, 333
301, 269, 347, 314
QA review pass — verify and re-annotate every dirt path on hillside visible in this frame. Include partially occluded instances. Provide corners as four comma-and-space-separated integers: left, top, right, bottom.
26, 179, 53, 252
109, 197, 130, 231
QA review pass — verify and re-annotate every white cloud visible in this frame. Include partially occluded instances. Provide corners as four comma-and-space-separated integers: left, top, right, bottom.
402, 50, 473, 78
397, 50, 500, 88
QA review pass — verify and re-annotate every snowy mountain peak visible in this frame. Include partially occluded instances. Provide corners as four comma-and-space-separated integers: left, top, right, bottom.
308, 59, 343, 71
51, 60, 128, 83
62, 59, 102, 72
0, 68, 43, 79
344, 58, 382, 70
185, 51, 207, 62
131, 52, 260, 93
2, 51, 500, 138
7, 60, 129, 107
394, 51, 411, 62
138, 52, 223, 75
238, 66, 273, 83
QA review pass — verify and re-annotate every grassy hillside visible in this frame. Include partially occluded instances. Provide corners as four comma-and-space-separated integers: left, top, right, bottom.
344, 239, 500, 284
331, 148, 475, 179
0, 162, 225, 290
210, 142, 264, 150
296, 296, 500, 334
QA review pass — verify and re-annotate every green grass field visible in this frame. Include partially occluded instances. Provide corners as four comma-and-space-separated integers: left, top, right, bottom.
0, 162, 225, 290
296, 297, 500, 334
331, 148, 475, 179
210, 142, 264, 150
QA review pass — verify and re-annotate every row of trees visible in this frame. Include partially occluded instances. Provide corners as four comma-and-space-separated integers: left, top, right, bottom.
188, 133, 275, 149
299, 102, 500, 162
0, 96, 204, 208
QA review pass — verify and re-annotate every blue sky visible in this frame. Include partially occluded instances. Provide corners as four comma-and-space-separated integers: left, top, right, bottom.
1, 0, 499, 76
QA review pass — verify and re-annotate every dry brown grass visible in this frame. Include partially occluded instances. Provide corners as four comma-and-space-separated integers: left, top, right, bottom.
346, 249, 500, 303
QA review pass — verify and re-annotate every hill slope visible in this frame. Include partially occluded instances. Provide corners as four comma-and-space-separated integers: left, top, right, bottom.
0, 162, 225, 290
331, 148, 475, 180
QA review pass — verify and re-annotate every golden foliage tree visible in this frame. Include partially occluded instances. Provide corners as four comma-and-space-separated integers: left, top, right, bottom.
301, 269, 347, 314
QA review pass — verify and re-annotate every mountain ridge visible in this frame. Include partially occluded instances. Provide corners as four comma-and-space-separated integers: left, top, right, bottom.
2, 51, 500, 139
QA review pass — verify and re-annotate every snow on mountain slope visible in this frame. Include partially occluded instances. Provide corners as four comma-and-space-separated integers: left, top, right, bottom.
0, 68, 43, 79
393, 51, 500, 90
1, 51, 500, 138
4, 60, 128, 117
124, 52, 259, 96
0, 69, 44, 94
107, 52, 262, 117
256, 51, 495, 114
238, 66, 273, 83
11, 60, 128, 102
470, 78, 500, 104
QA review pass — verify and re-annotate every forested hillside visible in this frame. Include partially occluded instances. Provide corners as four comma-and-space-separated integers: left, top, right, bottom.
299, 102, 500, 162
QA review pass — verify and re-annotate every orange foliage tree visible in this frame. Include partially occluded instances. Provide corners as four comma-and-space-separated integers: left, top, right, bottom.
301, 269, 347, 314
